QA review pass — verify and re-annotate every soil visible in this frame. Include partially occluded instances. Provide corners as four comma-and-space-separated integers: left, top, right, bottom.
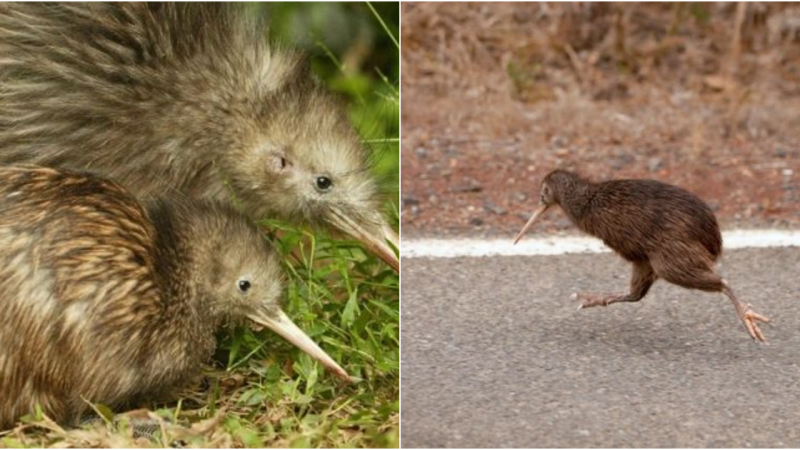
400, 2, 800, 238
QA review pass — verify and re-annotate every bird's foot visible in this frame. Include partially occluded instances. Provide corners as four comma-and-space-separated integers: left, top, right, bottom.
571, 292, 624, 310
81, 409, 176, 442
741, 305, 770, 343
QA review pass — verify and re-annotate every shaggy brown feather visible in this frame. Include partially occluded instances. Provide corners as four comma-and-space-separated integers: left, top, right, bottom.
0, 166, 346, 430
0, 3, 398, 270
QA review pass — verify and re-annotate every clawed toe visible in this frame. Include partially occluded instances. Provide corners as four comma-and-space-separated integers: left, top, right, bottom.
746, 310, 770, 324
742, 307, 770, 343
572, 292, 617, 309
571, 293, 585, 310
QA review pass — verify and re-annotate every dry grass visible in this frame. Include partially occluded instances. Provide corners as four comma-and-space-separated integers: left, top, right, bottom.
402, 2, 800, 97
401, 2, 800, 237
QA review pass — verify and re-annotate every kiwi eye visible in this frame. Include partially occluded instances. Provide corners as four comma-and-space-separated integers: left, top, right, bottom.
238, 280, 251, 292
316, 176, 332, 191
280, 157, 287, 169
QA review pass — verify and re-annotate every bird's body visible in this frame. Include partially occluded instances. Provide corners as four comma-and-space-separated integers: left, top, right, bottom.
0, 166, 348, 430
0, 3, 398, 270
563, 177, 722, 263
514, 170, 769, 342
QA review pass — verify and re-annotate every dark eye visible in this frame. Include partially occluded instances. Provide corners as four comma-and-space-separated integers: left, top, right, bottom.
316, 176, 332, 191
280, 157, 287, 169
238, 280, 251, 292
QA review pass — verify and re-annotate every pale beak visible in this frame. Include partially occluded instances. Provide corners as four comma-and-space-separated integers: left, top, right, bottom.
329, 211, 399, 272
249, 309, 352, 382
513, 204, 549, 244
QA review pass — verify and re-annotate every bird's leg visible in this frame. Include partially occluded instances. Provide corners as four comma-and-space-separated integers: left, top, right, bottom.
574, 261, 656, 310
721, 280, 770, 343
650, 251, 770, 343
80, 408, 172, 441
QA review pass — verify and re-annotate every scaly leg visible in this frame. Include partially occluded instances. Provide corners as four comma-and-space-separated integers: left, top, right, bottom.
721, 281, 770, 343
574, 261, 656, 310
650, 252, 770, 343
80, 408, 172, 441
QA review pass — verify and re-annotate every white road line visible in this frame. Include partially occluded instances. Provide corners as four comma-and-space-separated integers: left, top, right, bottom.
402, 230, 800, 258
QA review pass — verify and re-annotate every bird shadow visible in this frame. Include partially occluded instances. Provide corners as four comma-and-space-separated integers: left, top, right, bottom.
532, 308, 759, 365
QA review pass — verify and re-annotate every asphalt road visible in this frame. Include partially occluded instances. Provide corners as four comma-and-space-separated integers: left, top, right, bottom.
401, 247, 800, 447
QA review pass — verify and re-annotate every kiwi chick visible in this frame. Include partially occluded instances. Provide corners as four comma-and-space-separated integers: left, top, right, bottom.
0, 166, 349, 430
514, 170, 770, 342
0, 3, 398, 271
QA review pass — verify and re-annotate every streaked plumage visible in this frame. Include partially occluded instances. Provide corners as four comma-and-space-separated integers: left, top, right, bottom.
0, 166, 348, 430
0, 3, 398, 270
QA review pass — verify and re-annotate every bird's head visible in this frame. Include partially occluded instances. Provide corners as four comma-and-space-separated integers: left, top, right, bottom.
190, 203, 351, 382
513, 170, 577, 244
219, 72, 398, 272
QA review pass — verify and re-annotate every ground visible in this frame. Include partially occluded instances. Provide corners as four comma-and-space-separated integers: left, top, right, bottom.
401, 247, 800, 447
401, 3, 800, 238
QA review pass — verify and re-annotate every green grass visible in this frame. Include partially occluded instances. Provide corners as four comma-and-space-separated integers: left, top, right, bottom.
0, 2, 399, 448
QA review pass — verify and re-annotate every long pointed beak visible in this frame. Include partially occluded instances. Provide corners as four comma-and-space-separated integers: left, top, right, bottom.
329, 212, 399, 272
513, 204, 549, 244
249, 309, 352, 382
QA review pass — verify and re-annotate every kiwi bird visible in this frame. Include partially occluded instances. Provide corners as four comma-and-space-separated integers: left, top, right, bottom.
514, 169, 770, 342
0, 3, 398, 271
0, 166, 349, 430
